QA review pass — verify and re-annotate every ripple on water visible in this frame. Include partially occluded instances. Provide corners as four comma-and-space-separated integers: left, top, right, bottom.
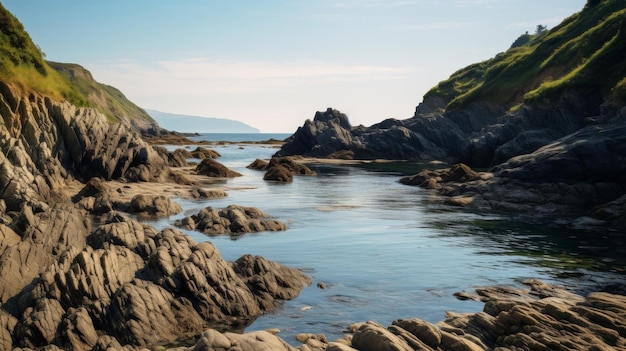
148, 143, 626, 344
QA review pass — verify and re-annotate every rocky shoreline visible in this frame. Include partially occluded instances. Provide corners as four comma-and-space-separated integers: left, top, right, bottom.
0, 89, 624, 349
166, 279, 626, 351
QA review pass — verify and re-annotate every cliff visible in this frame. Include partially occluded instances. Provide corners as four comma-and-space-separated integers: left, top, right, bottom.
275, 0, 626, 225
0, 4, 311, 349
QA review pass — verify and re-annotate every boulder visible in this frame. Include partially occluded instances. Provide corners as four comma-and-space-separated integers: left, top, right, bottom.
174, 205, 287, 236
263, 157, 316, 182
129, 194, 183, 217
247, 158, 269, 170
190, 146, 221, 159
195, 158, 242, 178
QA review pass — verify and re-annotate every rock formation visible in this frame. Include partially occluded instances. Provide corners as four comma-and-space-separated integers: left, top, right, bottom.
0, 81, 175, 212
0, 211, 310, 350
195, 158, 243, 178
173, 280, 626, 351
263, 157, 317, 183
175, 205, 287, 236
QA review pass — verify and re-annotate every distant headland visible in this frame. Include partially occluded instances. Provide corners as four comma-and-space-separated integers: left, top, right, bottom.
146, 109, 260, 133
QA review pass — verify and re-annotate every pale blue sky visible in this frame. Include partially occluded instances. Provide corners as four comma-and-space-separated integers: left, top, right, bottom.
3, 1, 586, 132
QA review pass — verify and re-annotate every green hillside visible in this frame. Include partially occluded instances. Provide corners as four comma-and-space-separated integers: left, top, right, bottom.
48, 61, 154, 125
0, 3, 87, 106
0, 3, 153, 128
425, 0, 626, 110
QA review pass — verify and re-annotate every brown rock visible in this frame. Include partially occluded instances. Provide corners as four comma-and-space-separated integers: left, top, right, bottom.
248, 158, 269, 170
174, 205, 287, 236
195, 158, 242, 177
190, 146, 220, 159
129, 194, 183, 217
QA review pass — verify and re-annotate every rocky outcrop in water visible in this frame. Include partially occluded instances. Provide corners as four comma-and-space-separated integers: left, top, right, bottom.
263, 157, 317, 182
399, 108, 626, 228
195, 158, 243, 178
175, 205, 287, 236
176, 280, 626, 351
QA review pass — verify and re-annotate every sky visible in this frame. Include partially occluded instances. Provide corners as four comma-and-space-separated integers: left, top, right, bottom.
3, 1, 586, 132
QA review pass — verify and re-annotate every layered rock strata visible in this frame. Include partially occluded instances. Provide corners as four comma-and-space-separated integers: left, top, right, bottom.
0, 81, 175, 212
0, 211, 310, 350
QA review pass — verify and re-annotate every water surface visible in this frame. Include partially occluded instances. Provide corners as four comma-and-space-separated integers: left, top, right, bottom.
151, 140, 626, 343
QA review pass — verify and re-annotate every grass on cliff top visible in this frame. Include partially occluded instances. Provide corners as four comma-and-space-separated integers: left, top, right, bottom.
48, 61, 154, 124
0, 4, 88, 106
0, 4, 153, 126
425, 0, 626, 110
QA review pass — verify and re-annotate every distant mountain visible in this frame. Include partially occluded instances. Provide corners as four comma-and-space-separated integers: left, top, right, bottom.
146, 109, 260, 133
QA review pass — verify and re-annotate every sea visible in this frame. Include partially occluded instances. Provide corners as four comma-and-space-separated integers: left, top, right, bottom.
150, 133, 626, 344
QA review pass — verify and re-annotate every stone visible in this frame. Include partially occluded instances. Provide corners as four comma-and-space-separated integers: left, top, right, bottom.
263, 157, 316, 182
129, 194, 183, 217
174, 205, 287, 236
190, 146, 220, 159
248, 158, 269, 170
195, 158, 242, 178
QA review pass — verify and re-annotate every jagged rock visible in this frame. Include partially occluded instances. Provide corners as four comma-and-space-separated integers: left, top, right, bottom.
247, 158, 269, 170
178, 280, 626, 351
174, 205, 287, 236
0, 311, 17, 351
106, 279, 205, 346
7, 215, 310, 349
129, 194, 183, 217
195, 158, 242, 178
73, 177, 118, 214
0, 81, 172, 212
0, 205, 90, 307
154, 146, 190, 167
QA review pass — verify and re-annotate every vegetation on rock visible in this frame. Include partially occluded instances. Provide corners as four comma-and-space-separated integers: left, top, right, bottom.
425, 0, 626, 109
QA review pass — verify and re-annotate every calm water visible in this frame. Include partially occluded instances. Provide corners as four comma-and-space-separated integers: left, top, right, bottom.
153, 136, 626, 344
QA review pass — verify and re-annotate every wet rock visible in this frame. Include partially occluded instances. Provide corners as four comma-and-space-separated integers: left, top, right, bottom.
400, 163, 482, 189
247, 158, 269, 170
190, 146, 220, 159
129, 194, 183, 217
190, 186, 228, 199
263, 157, 316, 182
195, 158, 242, 178
263, 164, 294, 182
174, 205, 287, 236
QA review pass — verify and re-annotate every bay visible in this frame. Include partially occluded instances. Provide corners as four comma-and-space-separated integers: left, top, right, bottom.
150, 134, 626, 344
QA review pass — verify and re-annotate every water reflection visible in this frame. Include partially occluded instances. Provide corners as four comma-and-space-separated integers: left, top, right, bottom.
147, 143, 626, 343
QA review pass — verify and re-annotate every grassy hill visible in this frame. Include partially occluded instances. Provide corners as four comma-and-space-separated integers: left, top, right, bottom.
425, 0, 626, 110
0, 3, 154, 130
0, 3, 87, 106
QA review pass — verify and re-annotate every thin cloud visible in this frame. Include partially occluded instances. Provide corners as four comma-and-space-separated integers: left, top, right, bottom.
87, 58, 415, 95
